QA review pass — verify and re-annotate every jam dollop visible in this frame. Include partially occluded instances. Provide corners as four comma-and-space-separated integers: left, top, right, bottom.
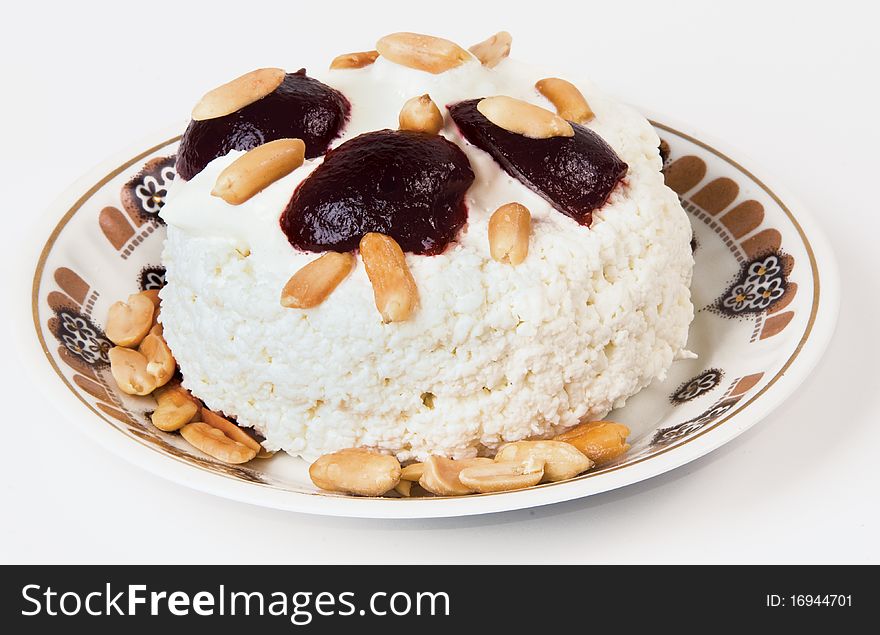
176, 69, 350, 181
448, 99, 627, 225
281, 130, 474, 255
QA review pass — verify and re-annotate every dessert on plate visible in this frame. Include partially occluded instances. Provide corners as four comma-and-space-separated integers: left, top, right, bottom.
104, 32, 694, 497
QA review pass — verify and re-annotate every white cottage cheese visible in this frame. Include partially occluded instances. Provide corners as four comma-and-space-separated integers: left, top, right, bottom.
159, 56, 694, 461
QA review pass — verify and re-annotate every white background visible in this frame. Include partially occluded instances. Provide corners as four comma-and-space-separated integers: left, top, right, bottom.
2, 0, 878, 564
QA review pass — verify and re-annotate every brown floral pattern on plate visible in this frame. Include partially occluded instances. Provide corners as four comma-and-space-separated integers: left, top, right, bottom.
120, 155, 176, 227
670, 368, 724, 405
139, 266, 166, 291
666, 150, 798, 343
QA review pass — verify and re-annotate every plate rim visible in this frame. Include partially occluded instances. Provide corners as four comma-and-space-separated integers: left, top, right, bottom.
21, 115, 840, 518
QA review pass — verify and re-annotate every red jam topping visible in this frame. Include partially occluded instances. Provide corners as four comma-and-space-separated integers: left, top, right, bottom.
176, 69, 350, 181
281, 129, 474, 255
448, 99, 627, 225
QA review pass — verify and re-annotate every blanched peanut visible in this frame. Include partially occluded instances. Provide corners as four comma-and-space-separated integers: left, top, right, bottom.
138, 330, 175, 388
280, 252, 355, 309
419, 456, 493, 496
212, 138, 305, 205
398, 94, 444, 135
191, 68, 286, 121
376, 32, 471, 74
141, 290, 162, 329
477, 96, 573, 139
106, 292, 155, 347
330, 50, 380, 70
180, 421, 257, 464
108, 347, 157, 396
458, 460, 544, 493
468, 31, 512, 68
200, 408, 262, 454
359, 233, 419, 323
141, 288, 161, 312
488, 203, 530, 265
151, 383, 200, 432
495, 440, 593, 482
555, 421, 631, 465
394, 480, 413, 497
400, 462, 425, 482
535, 77, 594, 124
309, 449, 401, 496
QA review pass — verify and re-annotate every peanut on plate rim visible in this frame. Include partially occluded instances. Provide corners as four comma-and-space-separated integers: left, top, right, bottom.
418, 456, 493, 496
105, 292, 155, 347
554, 421, 631, 465
151, 383, 200, 432
138, 330, 176, 388
309, 449, 401, 497
180, 421, 257, 464
200, 407, 262, 454
458, 460, 545, 493
495, 440, 593, 482
108, 346, 157, 396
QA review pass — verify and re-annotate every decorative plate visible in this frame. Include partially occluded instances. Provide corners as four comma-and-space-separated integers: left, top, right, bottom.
27, 117, 838, 518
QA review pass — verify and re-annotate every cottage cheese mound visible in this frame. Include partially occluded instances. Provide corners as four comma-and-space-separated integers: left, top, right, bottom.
159, 57, 694, 461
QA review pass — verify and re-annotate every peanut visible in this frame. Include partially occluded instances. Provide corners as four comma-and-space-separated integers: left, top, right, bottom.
151, 382, 200, 432
191, 68, 286, 121
309, 449, 401, 496
200, 408, 262, 454
398, 94, 444, 135
488, 202, 531, 265
141, 290, 162, 328
419, 456, 493, 496
555, 421, 631, 465
280, 252, 355, 309
330, 50, 380, 70
108, 346, 157, 396
400, 462, 425, 482
468, 31, 512, 68
106, 292, 155, 347
141, 288, 161, 311
477, 96, 574, 139
180, 421, 257, 464
359, 233, 419, 323
495, 440, 593, 482
212, 138, 305, 205
394, 480, 413, 497
138, 330, 175, 388
535, 77, 594, 124
458, 460, 544, 493
376, 32, 471, 74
